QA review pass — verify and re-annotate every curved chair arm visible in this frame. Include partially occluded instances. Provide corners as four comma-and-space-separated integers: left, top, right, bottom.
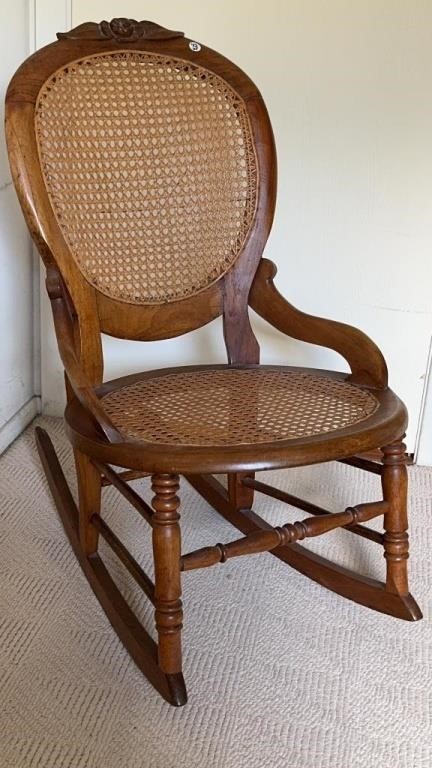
249, 259, 388, 389
46, 268, 123, 443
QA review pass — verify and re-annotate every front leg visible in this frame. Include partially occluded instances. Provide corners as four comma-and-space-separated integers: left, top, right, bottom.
151, 474, 183, 675
381, 439, 409, 595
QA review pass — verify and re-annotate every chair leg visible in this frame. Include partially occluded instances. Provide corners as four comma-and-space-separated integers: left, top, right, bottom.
151, 474, 183, 675
74, 450, 101, 555
188, 470, 422, 621
381, 438, 409, 595
37, 429, 187, 704
228, 472, 255, 510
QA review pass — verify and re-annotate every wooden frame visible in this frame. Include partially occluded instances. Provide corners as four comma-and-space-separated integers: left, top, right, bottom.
6, 17, 421, 707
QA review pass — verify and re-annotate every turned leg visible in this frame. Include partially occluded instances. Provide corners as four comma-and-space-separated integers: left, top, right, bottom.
381, 438, 409, 595
75, 450, 101, 555
228, 472, 255, 510
151, 474, 183, 674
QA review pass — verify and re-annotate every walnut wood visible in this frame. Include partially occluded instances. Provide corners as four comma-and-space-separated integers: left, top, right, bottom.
357, 448, 384, 462
35, 427, 187, 705
223, 269, 260, 365
242, 477, 384, 544
151, 475, 183, 675
6, 101, 105, 389
97, 286, 223, 343
46, 267, 119, 442
222, 98, 275, 365
74, 449, 101, 554
339, 456, 383, 475
6, 18, 422, 705
65, 366, 408, 474
360, 448, 414, 466
92, 515, 155, 603
6, 22, 408, 466
93, 460, 153, 525
101, 469, 151, 487
57, 19, 184, 42
249, 259, 388, 389
187, 473, 422, 621
6, 30, 275, 352
382, 439, 410, 595
228, 472, 255, 511
181, 501, 386, 571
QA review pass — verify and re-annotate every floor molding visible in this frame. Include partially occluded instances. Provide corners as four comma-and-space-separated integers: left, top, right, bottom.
0, 396, 41, 454
414, 334, 432, 466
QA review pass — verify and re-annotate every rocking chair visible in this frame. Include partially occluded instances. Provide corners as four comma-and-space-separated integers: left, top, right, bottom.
5, 17, 421, 707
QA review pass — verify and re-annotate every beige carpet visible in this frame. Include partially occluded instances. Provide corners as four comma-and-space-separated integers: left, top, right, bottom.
1, 417, 431, 768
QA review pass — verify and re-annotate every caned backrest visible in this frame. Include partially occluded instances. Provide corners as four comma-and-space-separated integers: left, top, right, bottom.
35, 50, 258, 305
6, 19, 276, 378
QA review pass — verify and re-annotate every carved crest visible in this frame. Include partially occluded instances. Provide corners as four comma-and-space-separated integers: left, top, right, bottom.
57, 19, 184, 43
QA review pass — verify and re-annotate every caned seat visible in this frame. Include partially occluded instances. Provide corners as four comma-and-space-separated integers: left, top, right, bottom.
6, 16, 421, 708
101, 368, 379, 445
65, 365, 407, 474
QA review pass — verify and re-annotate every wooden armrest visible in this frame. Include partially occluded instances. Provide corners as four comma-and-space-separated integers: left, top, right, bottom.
249, 259, 388, 389
46, 268, 123, 443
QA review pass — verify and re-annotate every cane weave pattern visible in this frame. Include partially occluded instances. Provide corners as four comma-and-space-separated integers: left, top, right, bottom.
101, 368, 379, 446
34, 51, 257, 304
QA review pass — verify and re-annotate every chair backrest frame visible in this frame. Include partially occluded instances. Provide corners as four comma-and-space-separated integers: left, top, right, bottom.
6, 18, 277, 385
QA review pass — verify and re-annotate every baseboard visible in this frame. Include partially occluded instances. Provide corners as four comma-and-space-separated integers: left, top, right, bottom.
414, 335, 432, 466
0, 396, 41, 455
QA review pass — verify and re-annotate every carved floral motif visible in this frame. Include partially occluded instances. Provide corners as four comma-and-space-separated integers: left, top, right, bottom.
57, 19, 184, 42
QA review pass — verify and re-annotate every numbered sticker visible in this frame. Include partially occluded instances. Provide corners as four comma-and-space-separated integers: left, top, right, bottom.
189, 41, 201, 52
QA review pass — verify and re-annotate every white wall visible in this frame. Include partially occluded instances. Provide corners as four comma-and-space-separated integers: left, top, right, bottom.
0, 0, 39, 452
37, 1, 432, 456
